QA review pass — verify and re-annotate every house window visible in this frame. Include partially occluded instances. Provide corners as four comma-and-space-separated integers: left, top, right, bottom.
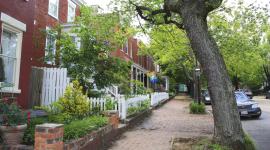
130, 42, 133, 58
68, 0, 76, 22
70, 35, 81, 49
48, 0, 59, 19
122, 40, 128, 54
45, 28, 56, 64
0, 24, 23, 92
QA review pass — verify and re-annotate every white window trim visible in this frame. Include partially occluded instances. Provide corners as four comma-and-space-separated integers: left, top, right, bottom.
48, 0, 59, 20
0, 23, 23, 93
67, 0, 76, 22
0, 12, 26, 32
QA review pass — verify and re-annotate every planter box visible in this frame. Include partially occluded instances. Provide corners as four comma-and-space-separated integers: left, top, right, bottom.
0, 124, 27, 145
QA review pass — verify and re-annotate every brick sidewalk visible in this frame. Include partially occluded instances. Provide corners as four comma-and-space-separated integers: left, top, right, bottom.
108, 96, 214, 150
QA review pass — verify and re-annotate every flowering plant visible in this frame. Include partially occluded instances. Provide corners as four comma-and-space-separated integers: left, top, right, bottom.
0, 98, 27, 126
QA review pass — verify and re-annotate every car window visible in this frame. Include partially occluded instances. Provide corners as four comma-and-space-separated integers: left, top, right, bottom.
235, 92, 249, 102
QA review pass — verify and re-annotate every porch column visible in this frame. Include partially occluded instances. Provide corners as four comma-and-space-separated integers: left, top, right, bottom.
143, 73, 145, 88
130, 66, 134, 94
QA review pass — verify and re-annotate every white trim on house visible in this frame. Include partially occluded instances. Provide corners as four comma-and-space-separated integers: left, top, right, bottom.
48, 0, 59, 20
132, 63, 147, 73
71, 0, 86, 6
68, 0, 76, 22
0, 23, 23, 93
0, 12, 26, 32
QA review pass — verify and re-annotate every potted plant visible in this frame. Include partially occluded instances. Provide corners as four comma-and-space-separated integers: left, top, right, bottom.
0, 99, 27, 145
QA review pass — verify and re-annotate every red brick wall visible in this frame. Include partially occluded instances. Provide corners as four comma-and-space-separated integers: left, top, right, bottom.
0, 0, 35, 108
0, 0, 82, 108
33, 0, 82, 66
111, 37, 155, 72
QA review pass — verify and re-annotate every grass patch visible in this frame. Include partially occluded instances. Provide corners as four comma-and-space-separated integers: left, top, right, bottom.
244, 133, 256, 150
193, 138, 229, 150
189, 102, 206, 114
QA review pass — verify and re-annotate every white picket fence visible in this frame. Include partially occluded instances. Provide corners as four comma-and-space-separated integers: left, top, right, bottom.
150, 92, 169, 107
89, 97, 119, 111
41, 68, 70, 106
88, 93, 169, 120
88, 95, 150, 120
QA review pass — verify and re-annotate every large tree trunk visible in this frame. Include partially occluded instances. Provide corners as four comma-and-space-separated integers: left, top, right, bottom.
180, 2, 245, 149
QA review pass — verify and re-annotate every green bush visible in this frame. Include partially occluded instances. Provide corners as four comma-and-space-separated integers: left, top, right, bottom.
189, 102, 206, 114
0, 101, 27, 126
63, 116, 108, 141
105, 97, 117, 110
127, 106, 138, 116
53, 80, 91, 118
127, 99, 150, 116
23, 117, 47, 145
48, 113, 73, 124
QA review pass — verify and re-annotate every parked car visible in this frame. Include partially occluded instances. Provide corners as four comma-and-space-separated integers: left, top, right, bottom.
201, 90, 211, 104
266, 90, 270, 99
235, 91, 261, 118
236, 89, 253, 99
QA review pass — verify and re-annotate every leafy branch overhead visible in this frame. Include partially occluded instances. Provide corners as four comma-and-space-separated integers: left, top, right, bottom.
127, 0, 223, 29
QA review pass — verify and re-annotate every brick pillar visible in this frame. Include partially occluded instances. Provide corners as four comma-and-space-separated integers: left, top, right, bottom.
34, 123, 64, 150
104, 110, 119, 128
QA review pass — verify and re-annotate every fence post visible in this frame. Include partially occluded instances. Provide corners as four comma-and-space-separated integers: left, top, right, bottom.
34, 123, 64, 150
121, 97, 127, 120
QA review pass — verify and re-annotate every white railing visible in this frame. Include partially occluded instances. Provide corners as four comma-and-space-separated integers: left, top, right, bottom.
41, 68, 70, 106
150, 92, 169, 107
105, 85, 119, 98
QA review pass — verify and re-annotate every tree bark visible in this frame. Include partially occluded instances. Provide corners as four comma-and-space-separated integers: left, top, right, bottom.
180, 2, 245, 149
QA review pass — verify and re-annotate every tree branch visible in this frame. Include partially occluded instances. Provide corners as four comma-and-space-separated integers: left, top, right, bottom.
131, 1, 184, 29
205, 0, 223, 13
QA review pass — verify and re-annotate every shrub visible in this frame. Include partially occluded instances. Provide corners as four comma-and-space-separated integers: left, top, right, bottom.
0, 100, 27, 126
189, 102, 206, 114
23, 117, 47, 145
53, 80, 90, 118
127, 106, 138, 116
63, 116, 108, 141
105, 97, 117, 110
48, 113, 73, 124
127, 99, 150, 116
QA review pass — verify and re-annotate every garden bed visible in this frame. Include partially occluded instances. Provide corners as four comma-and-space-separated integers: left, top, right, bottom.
22, 115, 108, 145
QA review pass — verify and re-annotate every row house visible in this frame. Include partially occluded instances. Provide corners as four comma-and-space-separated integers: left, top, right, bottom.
0, 0, 85, 108
111, 38, 159, 90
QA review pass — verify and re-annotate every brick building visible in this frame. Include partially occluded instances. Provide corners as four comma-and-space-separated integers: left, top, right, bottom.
0, 0, 85, 108
111, 37, 159, 90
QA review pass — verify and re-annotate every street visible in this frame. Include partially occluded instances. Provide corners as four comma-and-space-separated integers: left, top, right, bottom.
242, 96, 270, 150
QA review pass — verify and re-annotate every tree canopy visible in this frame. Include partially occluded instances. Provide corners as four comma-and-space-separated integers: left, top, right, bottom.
209, 2, 270, 90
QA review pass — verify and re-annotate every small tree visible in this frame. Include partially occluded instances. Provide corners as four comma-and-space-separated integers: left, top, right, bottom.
44, 6, 131, 92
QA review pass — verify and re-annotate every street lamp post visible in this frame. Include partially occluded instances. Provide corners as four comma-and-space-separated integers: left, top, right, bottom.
195, 68, 201, 104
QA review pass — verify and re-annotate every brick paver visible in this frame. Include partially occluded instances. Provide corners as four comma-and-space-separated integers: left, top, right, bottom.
108, 96, 214, 150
